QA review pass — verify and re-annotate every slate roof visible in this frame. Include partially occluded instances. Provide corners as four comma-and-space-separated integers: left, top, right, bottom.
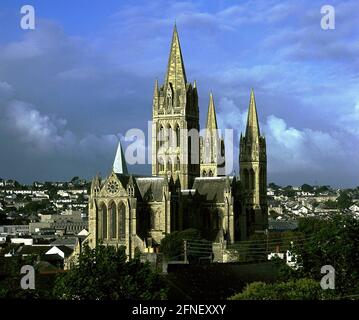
135, 177, 166, 202
50, 237, 78, 248
20, 245, 51, 256
47, 245, 74, 258
268, 219, 299, 231
192, 177, 233, 203
115, 173, 167, 202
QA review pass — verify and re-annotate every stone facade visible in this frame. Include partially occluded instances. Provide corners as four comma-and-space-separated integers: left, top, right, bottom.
87, 26, 268, 257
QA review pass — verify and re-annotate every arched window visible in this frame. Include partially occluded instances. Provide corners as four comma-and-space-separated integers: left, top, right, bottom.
167, 124, 172, 147
159, 125, 164, 148
119, 203, 126, 239
209, 170, 213, 177
158, 157, 165, 172
110, 202, 117, 239
100, 203, 107, 239
168, 158, 173, 172
261, 168, 267, 193
176, 125, 180, 147
202, 170, 207, 177
173, 156, 180, 171
250, 169, 255, 190
188, 137, 192, 166
212, 210, 220, 230
244, 169, 250, 190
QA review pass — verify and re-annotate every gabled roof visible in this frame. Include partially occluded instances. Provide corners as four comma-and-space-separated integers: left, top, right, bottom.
46, 245, 74, 258
192, 177, 234, 202
135, 177, 166, 202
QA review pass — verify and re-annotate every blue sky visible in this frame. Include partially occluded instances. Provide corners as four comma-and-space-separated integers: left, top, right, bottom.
0, 0, 358, 187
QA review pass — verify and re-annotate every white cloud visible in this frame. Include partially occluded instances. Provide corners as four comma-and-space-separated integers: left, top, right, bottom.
216, 96, 355, 185
4, 100, 118, 157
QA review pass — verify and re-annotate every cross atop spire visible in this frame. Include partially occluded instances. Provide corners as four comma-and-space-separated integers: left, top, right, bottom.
165, 24, 187, 89
245, 89, 261, 139
206, 92, 218, 131
113, 140, 128, 175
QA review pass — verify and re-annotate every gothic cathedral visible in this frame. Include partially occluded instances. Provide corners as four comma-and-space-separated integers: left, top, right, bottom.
88, 26, 268, 258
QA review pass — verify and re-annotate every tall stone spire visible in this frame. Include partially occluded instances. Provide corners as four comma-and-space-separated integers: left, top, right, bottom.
205, 92, 218, 131
239, 89, 268, 239
113, 140, 128, 175
200, 92, 225, 177
165, 24, 187, 90
245, 89, 260, 140
152, 24, 200, 189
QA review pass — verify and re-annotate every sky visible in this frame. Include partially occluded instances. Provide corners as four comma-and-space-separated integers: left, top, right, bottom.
0, 0, 358, 187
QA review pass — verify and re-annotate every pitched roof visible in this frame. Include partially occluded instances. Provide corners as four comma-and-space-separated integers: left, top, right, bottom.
20, 245, 51, 256
135, 177, 166, 202
50, 237, 78, 248
192, 177, 233, 202
46, 245, 74, 258
268, 219, 299, 231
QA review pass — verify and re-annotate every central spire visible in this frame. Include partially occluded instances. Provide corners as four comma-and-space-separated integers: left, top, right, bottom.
165, 24, 187, 89
245, 89, 261, 139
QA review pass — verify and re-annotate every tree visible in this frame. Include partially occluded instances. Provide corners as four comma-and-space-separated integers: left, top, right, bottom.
315, 185, 330, 194
160, 228, 202, 260
0, 256, 47, 299
301, 184, 314, 193
23, 200, 50, 213
292, 215, 359, 295
53, 244, 167, 300
336, 191, 353, 210
283, 189, 295, 198
229, 278, 335, 300
268, 183, 280, 190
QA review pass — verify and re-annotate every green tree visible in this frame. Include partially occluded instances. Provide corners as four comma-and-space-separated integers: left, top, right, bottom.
268, 183, 280, 190
315, 185, 330, 194
53, 244, 167, 300
0, 256, 47, 299
293, 215, 359, 295
160, 228, 202, 260
336, 191, 353, 210
283, 189, 296, 198
23, 200, 50, 213
229, 278, 335, 300
301, 184, 314, 193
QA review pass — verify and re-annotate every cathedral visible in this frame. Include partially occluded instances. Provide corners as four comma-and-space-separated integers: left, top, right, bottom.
87, 26, 268, 258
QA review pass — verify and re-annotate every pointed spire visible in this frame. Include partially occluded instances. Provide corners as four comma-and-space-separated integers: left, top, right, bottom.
90, 175, 97, 190
165, 24, 187, 89
128, 174, 134, 186
153, 78, 159, 97
113, 140, 128, 175
245, 89, 260, 139
206, 92, 218, 131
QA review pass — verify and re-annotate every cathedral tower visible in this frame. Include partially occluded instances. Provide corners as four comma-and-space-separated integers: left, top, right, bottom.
200, 93, 225, 177
151, 25, 200, 189
239, 90, 268, 237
